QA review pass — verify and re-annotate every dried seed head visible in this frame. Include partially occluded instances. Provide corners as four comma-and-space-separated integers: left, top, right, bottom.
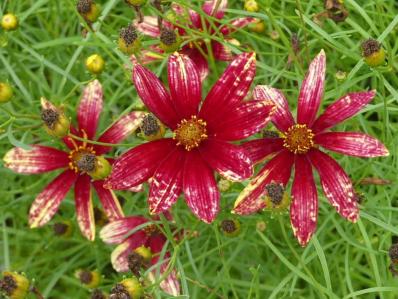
159, 28, 181, 53
265, 183, 284, 206
0, 272, 30, 299
140, 114, 165, 141
77, 0, 92, 13
41, 109, 59, 129
40, 98, 70, 138
128, 252, 144, 277
264, 182, 290, 212
75, 270, 101, 289
220, 219, 241, 237
91, 289, 108, 299
77, 0, 100, 23
110, 278, 142, 299
53, 221, 73, 237
76, 153, 96, 172
361, 39, 386, 67
119, 25, 141, 54
389, 243, 398, 264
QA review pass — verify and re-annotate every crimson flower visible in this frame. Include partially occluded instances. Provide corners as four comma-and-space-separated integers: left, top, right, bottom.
4, 80, 144, 240
105, 52, 275, 223
100, 216, 180, 296
233, 50, 389, 246
135, 0, 254, 79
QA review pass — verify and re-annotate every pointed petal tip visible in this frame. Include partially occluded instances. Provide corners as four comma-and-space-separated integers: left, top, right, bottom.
319, 49, 326, 57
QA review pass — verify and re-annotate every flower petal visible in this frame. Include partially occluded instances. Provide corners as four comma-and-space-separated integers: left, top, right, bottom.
233, 149, 294, 215
315, 132, 389, 157
171, 2, 201, 29
74, 175, 95, 241
95, 112, 145, 154
93, 181, 124, 221
253, 85, 295, 132
199, 52, 256, 124
200, 139, 252, 181
29, 170, 78, 228
168, 53, 202, 119
183, 151, 220, 223
77, 79, 103, 139
202, 0, 228, 18
297, 50, 326, 127
132, 63, 180, 129
312, 91, 376, 133
220, 17, 256, 35
308, 149, 358, 222
290, 155, 318, 247
4, 145, 69, 174
212, 41, 233, 61
105, 139, 175, 190
149, 149, 184, 214
111, 233, 148, 272
62, 125, 81, 150
134, 16, 161, 37
210, 100, 275, 140
184, 48, 209, 81
100, 216, 148, 244
241, 138, 284, 164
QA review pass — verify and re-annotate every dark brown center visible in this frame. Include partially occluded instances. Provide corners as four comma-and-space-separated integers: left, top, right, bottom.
91, 289, 107, 299
53, 222, 68, 235
110, 284, 131, 299
220, 220, 236, 233
361, 39, 381, 57
79, 271, 93, 284
120, 25, 138, 46
389, 244, 398, 261
160, 28, 177, 45
77, 0, 92, 14
265, 183, 284, 205
76, 153, 96, 172
41, 108, 59, 129
141, 114, 160, 136
128, 252, 144, 276
0, 275, 17, 296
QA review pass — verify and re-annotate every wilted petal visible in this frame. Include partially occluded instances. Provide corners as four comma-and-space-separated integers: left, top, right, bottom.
93, 181, 124, 221
242, 138, 284, 164
95, 112, 144, 154
308, 149, 358, 222
78, 80, 103, 139
134, 16, 161, 37
75, 175, 95, 241
312, 91, 376, 133
315, 132, 389, 157
105, 139, 175, 190
202, 0, 228, 18
253, 85, 295, 132
290, 155, 318, 247
233, 149, 294, 215
200, 139, 252, 181
212, 41, 233, 61
185, 48, 209, 81
297, 50, 326, 127
4, 145, 69, 174
149, 149, 185, 214
220, 17, 256, 35
29, 170, 78, 228
100, 216, 148, 244
168, 53, 201, 119
183, 151, 220, 223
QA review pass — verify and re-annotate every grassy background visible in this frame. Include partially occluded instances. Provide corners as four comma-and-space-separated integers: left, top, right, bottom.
1, 0, 398, 298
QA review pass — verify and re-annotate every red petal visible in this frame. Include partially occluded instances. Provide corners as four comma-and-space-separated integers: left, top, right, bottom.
212, 41, 233, 61
200, 139, 253, 181
132, 63, 180, 129
253, 85, 295, 132
315, 132, 389, 157
29, 170, 78, 228
75, 175, 95, 241
105, 139, 175, 190
95, 112, 144, 154
171, 3, 200, 28
210, 100, 275, 140
149, 149, 184, 214
308, 149, 358, 222
183, 151, 220, 223
241, 138, 284, 163
62, 125, 81, 150
312, 91, 376, 133
297, 50, 326, 127
199, 52, 256, 125
4, 145, 69, 174
111, 233, 148, 272
233, 149, 293, 215
184, 48, 209, 81
100, 216, 148, 244
168, 53, 201, 119
290, 155, 318, 247
93, 181, 124, 221
202, 0, 227, 18
77, 80, 103, 139
134, 16, 160, 37
220, 17, 256, 35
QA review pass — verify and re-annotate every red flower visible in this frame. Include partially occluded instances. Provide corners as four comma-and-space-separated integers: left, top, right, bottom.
4, 80, 144, 240
233, 50, 389, 246
105, 52, 275, 223
100, 216, 180, 296
135, 0, 254, 79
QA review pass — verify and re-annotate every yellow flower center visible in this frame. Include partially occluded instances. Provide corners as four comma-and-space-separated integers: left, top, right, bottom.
283, 124, 314, 154
173, 116, 208, 151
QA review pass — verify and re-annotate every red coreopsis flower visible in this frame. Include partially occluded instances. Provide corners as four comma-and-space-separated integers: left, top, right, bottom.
100, 216, 180, 296
135, 0, 254, 79
233, 50, 389, 246
105, 52, 275, 223
3, 80, 144, 240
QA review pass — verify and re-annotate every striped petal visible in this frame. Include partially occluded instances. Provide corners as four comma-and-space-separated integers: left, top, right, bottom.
111, 233, 148, 272
233, 149, 294, 215
212, 41, 233, 61
312, 91, 376, 133
202, 0, 228, 18
134, 16, 161, 37
290, 155, 318, 247
63, 125, 81, 150
297, 50, 326, 127
95, 112, 144, 154
93, 181, 124, 221
29, 170, 78, 228
185, 48, 209, 81
253, 85, 295, 133
221, 17, 256, 35
75, 175, 95, 241
78, 80, 103, 139
315, 132, 389, 157
4, 145, 69, 174
100, 216, 148, 244
242, 138, 284, 164
308, 149, 358, 222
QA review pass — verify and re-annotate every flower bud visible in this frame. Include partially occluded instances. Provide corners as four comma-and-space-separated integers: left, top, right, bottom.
86, 54, 105, 75
140, 114, 165, 141
118, 24, 141, 55
159, 28, 181, 53
87, 156, 112, 180
1, 13, 18, 31
75, 269, 101, 289
218, 179, 232, 192
335, 70, 347, 81
0, 271, 30, 299
40, 98, 70, 138
361, 39, 386, 67
269, 30, 280, 40
77, 0, 101, 23
244, 0, 259, 12
0, 82, 13, 103
248, 19, 265, 33
256, 220, 267, 232
53, 220, 73, 237
110, 277, 143, 299
125, 0, 147, 6
220, 219, 241, 237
